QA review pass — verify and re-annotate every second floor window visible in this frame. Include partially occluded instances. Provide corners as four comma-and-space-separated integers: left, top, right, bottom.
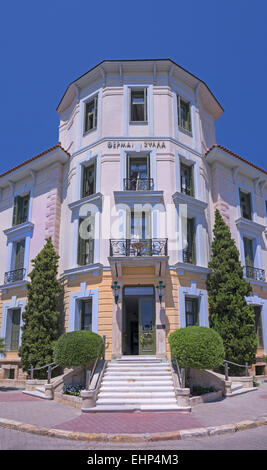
239, 190, 252, 220
177, 96, 192, 133
183, 218, 196, 265
84, 96, 98, 133
82, 162, 96, 198
77, 217, 94, 266
180, 163, 194, 196
12, 194, 29, 226
130, 88, 147, 122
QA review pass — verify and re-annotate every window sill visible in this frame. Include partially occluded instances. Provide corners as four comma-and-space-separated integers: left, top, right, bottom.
83, 127, 97, 137
4, 221, 34, 242
68, 192, 103, 214
178, 126, 193, 137
129, 121, 148, 125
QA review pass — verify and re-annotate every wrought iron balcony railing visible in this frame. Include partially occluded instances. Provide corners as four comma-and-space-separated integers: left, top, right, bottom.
5, 268, 26, 284
181, 185, 194, 197
110, 238, 168, 257
183, 247, 196, 265
243, 265, 265, 282
123, 178, 154, 191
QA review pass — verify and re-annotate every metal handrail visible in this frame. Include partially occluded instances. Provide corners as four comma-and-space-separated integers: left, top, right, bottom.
86, 335, 106, 390
171, 358, 185, 389
29, 362, 60, 383
222, 360, 249, 381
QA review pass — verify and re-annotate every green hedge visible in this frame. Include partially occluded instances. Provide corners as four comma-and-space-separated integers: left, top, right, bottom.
53, 331, 104, 368
168, 326, 225, 370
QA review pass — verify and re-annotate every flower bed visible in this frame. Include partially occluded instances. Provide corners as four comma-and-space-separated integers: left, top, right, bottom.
63, 384, 85, 397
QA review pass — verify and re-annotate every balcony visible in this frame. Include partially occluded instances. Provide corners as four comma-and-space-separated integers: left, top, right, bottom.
243, 266, 265, 282
4, 268, 26, 284
110, 238, 168, 257
123, 178, 154, 191
183, 247, 196, 265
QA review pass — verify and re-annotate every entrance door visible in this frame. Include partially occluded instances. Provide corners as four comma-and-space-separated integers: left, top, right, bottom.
123, 286, 156, 355
138, 296, 156, 355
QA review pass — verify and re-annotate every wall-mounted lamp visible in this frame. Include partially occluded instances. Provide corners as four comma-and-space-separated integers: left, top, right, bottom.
156, 280, 165, 304
111, 281, 120, 304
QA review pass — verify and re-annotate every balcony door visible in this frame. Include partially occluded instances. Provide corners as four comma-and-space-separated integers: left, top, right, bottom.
126, 155, 150, 190
244, 237, 254, 267
126, 211, 152, 256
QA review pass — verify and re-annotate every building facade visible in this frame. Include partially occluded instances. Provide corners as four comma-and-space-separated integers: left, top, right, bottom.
0, 59, 266, 380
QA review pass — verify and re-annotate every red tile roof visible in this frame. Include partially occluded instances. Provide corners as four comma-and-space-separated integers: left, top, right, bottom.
0, 143, 70, 179
205, 144, 267, 176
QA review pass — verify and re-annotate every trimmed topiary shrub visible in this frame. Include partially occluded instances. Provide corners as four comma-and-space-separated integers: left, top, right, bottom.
169, 326, 225, 370
53, 330, 104, 369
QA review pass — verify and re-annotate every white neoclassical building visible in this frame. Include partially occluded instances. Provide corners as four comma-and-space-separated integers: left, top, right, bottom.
0, 59, 266, 381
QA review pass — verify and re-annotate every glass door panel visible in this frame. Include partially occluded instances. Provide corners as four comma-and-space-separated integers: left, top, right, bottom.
138, 296, 156, 355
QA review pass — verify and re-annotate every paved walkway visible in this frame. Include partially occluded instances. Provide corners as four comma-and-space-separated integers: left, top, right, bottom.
0, 383, 266, 436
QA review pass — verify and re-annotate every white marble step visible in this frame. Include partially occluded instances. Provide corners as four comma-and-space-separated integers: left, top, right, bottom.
98, 391, 176, 398
102, 377, 174, 384
229, 387, 257, 397
97, 397, 178, 405
83, 404, 191, 412
107, 364, 169, 367
22, 390, 50, 400
101, 385, 173, 392
231, 382, 243, 392
104, 371, 171, 377
107, 367, 171, 373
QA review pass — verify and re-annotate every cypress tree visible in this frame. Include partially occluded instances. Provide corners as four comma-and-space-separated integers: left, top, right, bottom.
19, 238, 62, 378
206, 209, 257, 375
0, 338, 5, 355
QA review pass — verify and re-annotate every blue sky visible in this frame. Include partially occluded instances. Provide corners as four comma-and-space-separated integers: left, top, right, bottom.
0, 0, 266, 174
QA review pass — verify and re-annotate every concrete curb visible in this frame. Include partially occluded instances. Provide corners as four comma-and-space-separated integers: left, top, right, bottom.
0, 416, 267, 443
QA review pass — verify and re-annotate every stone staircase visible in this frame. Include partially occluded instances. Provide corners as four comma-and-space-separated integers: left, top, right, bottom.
229, 381, 257, 396
88, 356, 187, 412
23, 384, 49, 399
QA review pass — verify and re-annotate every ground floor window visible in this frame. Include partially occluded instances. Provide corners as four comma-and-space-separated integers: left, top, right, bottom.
254, 306, 264, 348
8, 308, 21, 350
185, 297, 198, 327
79, 299, 92, 331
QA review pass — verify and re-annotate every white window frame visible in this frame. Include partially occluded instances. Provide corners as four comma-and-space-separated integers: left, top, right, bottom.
179, 282, 209, 329
245, 294, 267, 353
123, 84, 154, 136
177, 94, 192, 134
76, 152, 101, 201
83, 95, 98, 134
0, 297, 27, 355
175, 151, 200, 199
4, 222, 34, 281
79, 88, 102, 145
68, 284, 98, 333
129, 87, 148, 123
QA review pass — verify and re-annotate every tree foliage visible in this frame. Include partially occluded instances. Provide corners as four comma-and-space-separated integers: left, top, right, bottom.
19, 238, 62, 377
0, 338, 6, 356
207, 209, 257, 374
